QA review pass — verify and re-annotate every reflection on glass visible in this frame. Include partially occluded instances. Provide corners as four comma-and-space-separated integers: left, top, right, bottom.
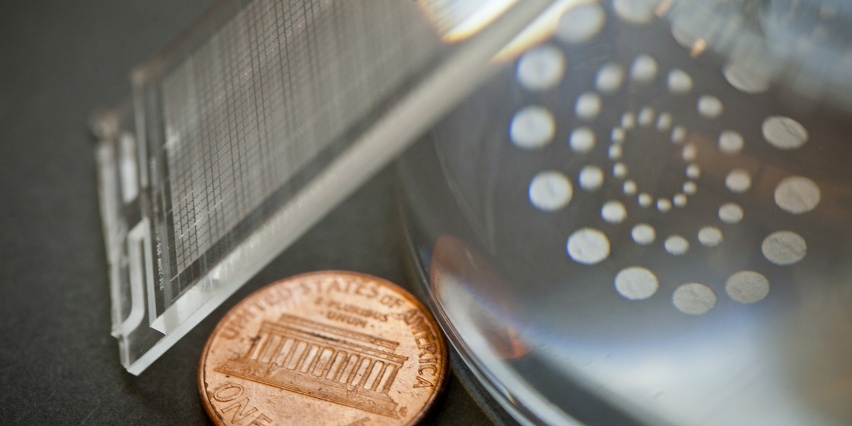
401, 0, 852, 424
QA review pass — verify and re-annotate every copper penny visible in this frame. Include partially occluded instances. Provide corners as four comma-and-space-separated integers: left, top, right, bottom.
199, 271, 448, 425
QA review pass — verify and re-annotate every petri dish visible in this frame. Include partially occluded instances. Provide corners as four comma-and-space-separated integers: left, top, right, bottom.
400, 1, 852, 424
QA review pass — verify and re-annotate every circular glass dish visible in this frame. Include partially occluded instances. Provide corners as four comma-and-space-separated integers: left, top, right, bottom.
400, 1, 852, 425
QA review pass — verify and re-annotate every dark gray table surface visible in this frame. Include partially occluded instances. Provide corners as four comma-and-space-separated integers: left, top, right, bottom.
0, 1, 496, 424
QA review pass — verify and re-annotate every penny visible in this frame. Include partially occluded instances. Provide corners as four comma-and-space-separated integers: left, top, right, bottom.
199, 271, 448, 425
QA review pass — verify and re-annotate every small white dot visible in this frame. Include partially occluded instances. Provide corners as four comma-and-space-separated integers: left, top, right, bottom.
673, 283, 717, 315
665, 235, 689, 255
632, 224, 655, 245
638, 107, 655, 126
686, 164, 701, 179
621, 112, 636, 129
763, 116, 808, 150
579, 166, 604, 191
725, 169, 752, 193
718, 130, 744, 154
613, 162, 628, 179
613, 0, 657, 24
517, 45, 565, 91
567, 228, 611, 265
656, 113, 673, 130
671, 126, 686, 143
775, 176, 821, 214
673, 194, 687, 207
601, 200, 627, 224
608, 145, 622, 160
657, 199, 672, 212
638, 193, 653, 207
726, 271, 770, 303
570, 127, 596, 152
682, 144, 697, 161
683, 181, 697, 195
667, 69, 693, 93
623, 180, 637, 195
575, 92, 602, 119
630, 55, 658, 83
596, 63, 625, 93
719, 203, 744, 224
557, 2, 607, 44
698, 227, 723, 247
724, 63, 770, 94
615, 267, 659, 300
611, 128, 625, 143
762, 231, 806, 265
697, 95, 724, 118
529, 171, 573, 211
510, 106, 555, 149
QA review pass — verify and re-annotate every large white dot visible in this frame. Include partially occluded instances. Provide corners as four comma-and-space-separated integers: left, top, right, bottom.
567, 228, 611, 265
517, 45, 565, 91
723, 63, 770, 94
698, 227, 723, 247
615, 267, 659, 300
596, 63, 625, 93
630, 55, 658, 83
718, 130, 744, 154
579, 166, 604, 191
601, 200, 627, 223
613, 0, 658, 24
575, 92, 601, 119
667, 69, 693, 93
763, 116, 808, 150
725, 271, 770, 304
632, 223, 656, 245
697, 95, 724, 118
557, 2, 606, 44
570, 127, 596, 152
726, 169, 752, 193
719, 203, 744, 224
673, 283, 717, 315
762, 231, 807, 265
665, 235, 689, 255
775, 176, 821, 214
510, 106, 555, 149
529, 171, 572, 211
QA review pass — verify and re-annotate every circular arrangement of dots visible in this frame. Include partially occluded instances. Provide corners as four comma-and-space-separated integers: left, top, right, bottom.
509, 2, 823, 316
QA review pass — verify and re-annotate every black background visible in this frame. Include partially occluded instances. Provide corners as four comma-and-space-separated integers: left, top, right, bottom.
0, 1, 493, 424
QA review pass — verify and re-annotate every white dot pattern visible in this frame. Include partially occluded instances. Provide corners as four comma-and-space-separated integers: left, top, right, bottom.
615, 267, 659, 300
529, 171, 572, 211
510, 106, 555, 149
517, 45, 565, 91
775, 176, 820, 214
567, 228, 611, 265
673, 283, 716, 315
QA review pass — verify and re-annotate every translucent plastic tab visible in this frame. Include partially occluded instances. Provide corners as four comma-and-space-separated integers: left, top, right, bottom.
94, 0, 557, 375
